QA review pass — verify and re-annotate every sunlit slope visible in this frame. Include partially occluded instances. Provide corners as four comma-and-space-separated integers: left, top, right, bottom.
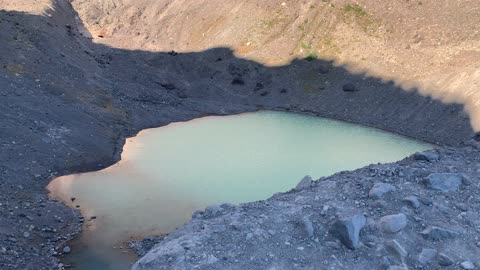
72, 0, 480, 130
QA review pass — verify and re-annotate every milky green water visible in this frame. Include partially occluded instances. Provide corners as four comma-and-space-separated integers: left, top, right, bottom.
47, 111, 432, 270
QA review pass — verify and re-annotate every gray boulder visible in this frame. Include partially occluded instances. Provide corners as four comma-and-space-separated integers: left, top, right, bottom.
295, 175, 313, 190
413, 151, 439, 162
62, 246, 71, 254
369, 183, 396, 199
423, 173, 463, 192
420, 226, 459, 241
461, 261, 475, 270
438, 253, 454, 266
342, 83, 358, 92
301, 216, 314, 238
379, 214, 408, 233
330, 215, 366, 249
418, 248, 437, 265
403, 196, 420, 209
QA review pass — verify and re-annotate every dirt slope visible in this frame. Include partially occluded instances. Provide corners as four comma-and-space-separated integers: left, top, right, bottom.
71, 0, 480, 130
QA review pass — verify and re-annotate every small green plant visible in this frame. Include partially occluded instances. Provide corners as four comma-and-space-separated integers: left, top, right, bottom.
301, 42, 312, 50
343, 4, 367, 17
305, 51, 318, 61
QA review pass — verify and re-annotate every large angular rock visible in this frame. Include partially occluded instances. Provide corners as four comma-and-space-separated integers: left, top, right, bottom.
418, 248, 437, 265
460, 261, 475, 270
295, 175, 313, 190
379, 214, 408, 233
403, 196, 420, 209
330, 215, 366, 249
420, 226, 459, 241
438, 253, 454, 266
413, 151, 439, 162
423, 173, 463, 192
369, 183, 396, 199
301, 216, 314, 238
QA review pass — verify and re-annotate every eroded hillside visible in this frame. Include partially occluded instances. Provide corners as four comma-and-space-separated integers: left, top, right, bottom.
72, 0, 480, 130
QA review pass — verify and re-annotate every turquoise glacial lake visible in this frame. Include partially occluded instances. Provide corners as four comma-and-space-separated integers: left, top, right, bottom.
47, 111, 432, 269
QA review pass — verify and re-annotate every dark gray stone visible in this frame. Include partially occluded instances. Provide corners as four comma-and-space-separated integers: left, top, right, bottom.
423, 173, 463, 192
413, 151, 439, 162
418, 248, 437, 265
342, 83, 358, 92
420, 226, 459, 241
301, 216, 314, 238
63, 246, 71, 254
369, 183, 396, 200
403, 196, 420, 209
330, 215, 366, 249
438, 253, 454, 266
379, 214, 407, 233
474, 132, 480, 141
231, 77, 245, 85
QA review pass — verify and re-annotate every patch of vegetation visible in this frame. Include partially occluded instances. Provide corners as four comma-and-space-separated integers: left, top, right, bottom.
343, 4, 367, 17
261, 10, 287, 30
262, 18, 277, 29
301, 42, 312, 50
304, 51, 318, 61
341, 3, 382, 34
297, 18, 309, 31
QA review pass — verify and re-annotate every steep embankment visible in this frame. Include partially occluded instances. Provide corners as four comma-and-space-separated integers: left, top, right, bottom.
0, 0, 478, 269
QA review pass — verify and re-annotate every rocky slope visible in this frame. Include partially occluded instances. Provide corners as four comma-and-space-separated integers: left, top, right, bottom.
72, 0, 480, 130
131, 143, 480, 270
0, 0, 478, 269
